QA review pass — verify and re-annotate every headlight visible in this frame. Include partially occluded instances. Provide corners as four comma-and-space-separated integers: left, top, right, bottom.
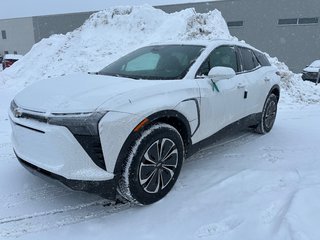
10, 100, 23, 118
11, 100, 107, 136
48, 111, 107, 136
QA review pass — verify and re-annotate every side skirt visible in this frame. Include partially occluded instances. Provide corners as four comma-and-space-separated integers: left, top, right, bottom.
186, 113, 261, 158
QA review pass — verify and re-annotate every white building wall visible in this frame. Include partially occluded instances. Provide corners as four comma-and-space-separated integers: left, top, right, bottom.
0, 17, 35, 56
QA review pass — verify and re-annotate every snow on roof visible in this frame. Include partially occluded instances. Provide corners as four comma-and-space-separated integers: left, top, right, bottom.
310, 60, 320, 68
3, 54, 23, 60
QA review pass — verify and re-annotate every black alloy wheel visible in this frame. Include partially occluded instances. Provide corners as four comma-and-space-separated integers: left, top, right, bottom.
255, 93, 278, 134
139, 138, 178, 194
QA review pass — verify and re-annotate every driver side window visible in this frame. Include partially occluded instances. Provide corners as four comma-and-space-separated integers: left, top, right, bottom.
197, 46, 238, 77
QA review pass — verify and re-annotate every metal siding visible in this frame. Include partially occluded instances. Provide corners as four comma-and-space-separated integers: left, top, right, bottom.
0, 17, 35, 55
157, 0, 320, 72
33, 12, 95, 43
1, 1, 319, 72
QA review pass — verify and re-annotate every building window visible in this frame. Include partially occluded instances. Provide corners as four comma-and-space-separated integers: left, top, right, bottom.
4, 51, 9, 54
278, 18, 298, 25
298, 17, 319, 24
1, 30, 6, 39
278, 17, 319, 25
227, 21, 244, 27
14, 51, 17, 54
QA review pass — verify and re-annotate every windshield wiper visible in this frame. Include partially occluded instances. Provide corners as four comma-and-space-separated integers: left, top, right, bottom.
98, 72, 140, 80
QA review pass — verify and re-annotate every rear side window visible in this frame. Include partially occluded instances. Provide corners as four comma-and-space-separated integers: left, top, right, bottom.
197, 46, 238, 76
253, 50, 271, 66
239, 47, 259, 71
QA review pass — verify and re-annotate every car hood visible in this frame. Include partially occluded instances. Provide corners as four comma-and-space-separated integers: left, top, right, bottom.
303, 66, 320, 73
14, 73, 171, 114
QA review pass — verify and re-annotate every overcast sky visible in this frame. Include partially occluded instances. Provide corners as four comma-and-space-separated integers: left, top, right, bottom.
0, 0, 212, 19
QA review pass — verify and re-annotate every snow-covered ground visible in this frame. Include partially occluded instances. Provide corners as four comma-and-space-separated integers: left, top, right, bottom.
0, 5, 320, 240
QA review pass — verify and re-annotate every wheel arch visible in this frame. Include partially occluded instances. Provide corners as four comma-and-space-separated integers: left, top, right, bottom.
269, 84, 280, 102
113, 110, 192, 176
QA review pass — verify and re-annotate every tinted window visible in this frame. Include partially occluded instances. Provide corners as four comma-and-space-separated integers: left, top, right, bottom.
99, 45, 205, 80
239, 47, 259, 71
1, 30, 6, 39
298, 17, 318, 24
227, 21, 244, 27
197, 46, 238, 76
253, 50, 271, 66
278, 18, 298, 25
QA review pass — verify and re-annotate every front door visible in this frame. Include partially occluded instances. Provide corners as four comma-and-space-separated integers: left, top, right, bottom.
194, 45, 248, 140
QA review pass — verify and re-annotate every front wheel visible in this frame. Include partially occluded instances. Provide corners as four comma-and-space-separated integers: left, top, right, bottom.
118, 123, 184, 205
255, 93, 278, 134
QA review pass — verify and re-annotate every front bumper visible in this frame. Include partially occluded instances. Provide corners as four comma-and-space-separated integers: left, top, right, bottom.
10, 113, 114, 181
17, 155, 117, 200
10, 110, 118, 199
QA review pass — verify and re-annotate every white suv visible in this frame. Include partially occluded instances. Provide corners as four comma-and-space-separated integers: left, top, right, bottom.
10, 40, 280, 205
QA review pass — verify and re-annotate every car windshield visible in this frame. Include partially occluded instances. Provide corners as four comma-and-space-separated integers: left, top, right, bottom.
98, 45, 205, 80
309, 60, 320, 68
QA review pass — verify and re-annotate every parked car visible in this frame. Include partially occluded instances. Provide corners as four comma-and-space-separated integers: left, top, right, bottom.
10, 40, 280, 205
2, 54, 23, 69
302, 60, 320, 83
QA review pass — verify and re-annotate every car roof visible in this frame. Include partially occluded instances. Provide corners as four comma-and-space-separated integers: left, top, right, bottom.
310, 60, 320, 67
4, 54, 23, 60
147, 39, 257, 51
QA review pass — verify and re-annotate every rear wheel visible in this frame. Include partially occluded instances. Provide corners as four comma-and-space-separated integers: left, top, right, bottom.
118, 123, 184, 205
255, 93, 278, 134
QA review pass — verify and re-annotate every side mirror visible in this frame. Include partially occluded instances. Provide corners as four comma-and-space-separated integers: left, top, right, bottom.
208, 66, 236, 82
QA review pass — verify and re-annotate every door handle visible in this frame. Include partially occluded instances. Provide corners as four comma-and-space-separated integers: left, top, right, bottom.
237, 83, 246, 89
264, 77, 271, 82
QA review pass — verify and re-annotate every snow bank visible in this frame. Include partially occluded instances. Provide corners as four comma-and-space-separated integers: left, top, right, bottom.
0, 5, 319, 104
0, 5, 231, 89
269, 57, 320, 105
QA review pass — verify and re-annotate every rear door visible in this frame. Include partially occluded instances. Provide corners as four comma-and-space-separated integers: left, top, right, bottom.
237, 47, 273, 115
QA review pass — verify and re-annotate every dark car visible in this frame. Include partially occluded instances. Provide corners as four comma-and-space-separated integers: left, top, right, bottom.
302, 60, 320, 83
2, 54, 23, 69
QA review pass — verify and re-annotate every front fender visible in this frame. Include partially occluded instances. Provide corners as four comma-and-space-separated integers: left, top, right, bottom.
99, 98, 200, 175
99, 111, 141, 173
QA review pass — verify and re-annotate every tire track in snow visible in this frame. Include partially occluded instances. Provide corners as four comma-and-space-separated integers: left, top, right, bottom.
0, 184, 73, 209
0, 130, 257, 237
0, 199, 131, 237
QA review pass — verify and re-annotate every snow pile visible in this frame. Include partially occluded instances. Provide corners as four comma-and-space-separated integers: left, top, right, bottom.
0, 5, 231, 89
269, 57, 320, 105
0, 5, 319, 104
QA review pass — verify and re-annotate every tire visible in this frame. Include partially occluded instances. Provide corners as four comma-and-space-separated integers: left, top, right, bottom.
118, 123, 184, 205
255, 93, 278, 134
